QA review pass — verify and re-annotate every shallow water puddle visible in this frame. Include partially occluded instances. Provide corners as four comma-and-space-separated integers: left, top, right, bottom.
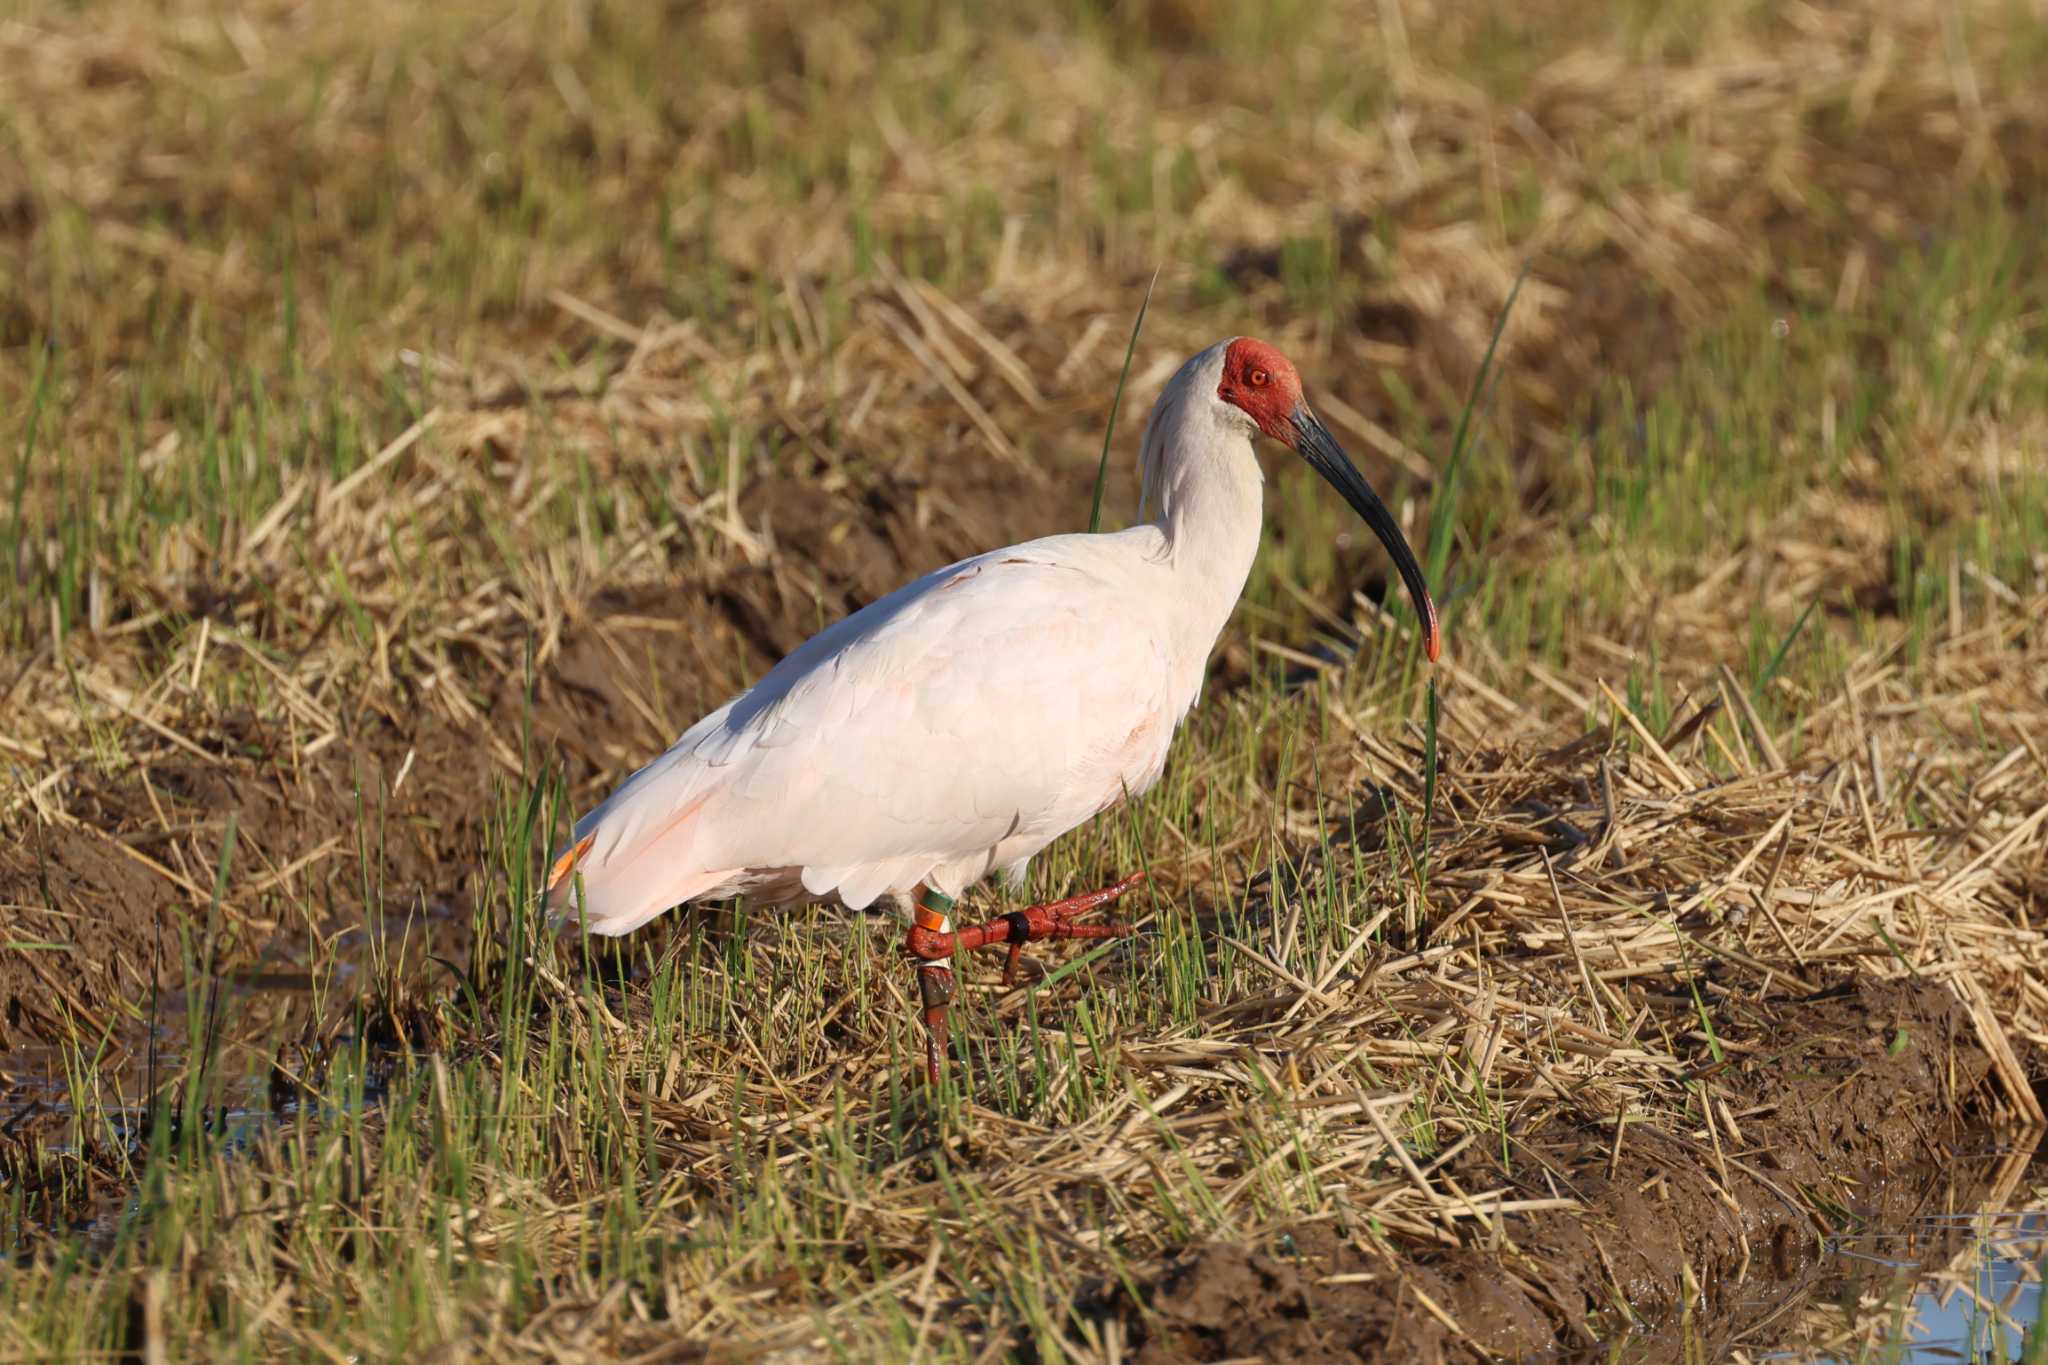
1834, 1212, 2045, 1363
1, 959, 388, 1151
1787, 1138, 2046, 1364
1587, 1135, 2047, 1363
1759, 1214, 2044, 1363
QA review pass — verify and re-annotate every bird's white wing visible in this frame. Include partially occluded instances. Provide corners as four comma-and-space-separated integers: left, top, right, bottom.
549, 530, 1183, 932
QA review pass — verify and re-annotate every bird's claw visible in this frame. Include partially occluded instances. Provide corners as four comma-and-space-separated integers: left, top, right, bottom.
993, 872, 1145, 984
904, 872, 1145, 1082
904, 871, 1145, 967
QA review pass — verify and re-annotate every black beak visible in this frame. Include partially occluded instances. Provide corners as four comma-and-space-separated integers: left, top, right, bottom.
1290, 405, 1441, 662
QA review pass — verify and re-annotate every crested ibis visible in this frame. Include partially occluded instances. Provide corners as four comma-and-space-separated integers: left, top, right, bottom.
546, 336, 1441, 1082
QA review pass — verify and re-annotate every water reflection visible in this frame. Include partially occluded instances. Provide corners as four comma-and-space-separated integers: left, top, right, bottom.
1748, 1133, 2045, 1362
1859, 1211, 2043, 1363
1591, 1131, 2046, 1362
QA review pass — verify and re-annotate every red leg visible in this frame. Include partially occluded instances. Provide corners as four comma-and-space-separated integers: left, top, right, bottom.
906, 872, 1145, 986
907, 895, 956, 1085
915, 959, 954, 1087
905, 874, 1144, 1084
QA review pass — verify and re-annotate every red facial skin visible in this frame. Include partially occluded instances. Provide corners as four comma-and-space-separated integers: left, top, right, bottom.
1216, 337, 1304, 445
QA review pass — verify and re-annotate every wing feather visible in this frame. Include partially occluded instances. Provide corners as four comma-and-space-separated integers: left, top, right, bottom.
551, 530, 1184, 927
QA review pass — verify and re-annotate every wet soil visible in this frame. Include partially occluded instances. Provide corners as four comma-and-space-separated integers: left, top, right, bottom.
2, 407, 2036, 1358
3, 423, 2038, 1359
3, 509, 2038, 1361
1102, 976, 2012, 1362
4, 108, 2045, 1353
9, 69, 2046, 1043
0, 455, 1080, 1047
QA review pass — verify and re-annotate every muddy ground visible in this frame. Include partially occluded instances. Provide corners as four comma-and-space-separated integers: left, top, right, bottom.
11, 29, 2048, 1037
5, 8, 2047, 1347
4, 445, 2044, 1358
1108, 975, 2014, 1362
0, 456, 1074, 1049
8, 39, 2048, 1058
5, 432, 2045, 1362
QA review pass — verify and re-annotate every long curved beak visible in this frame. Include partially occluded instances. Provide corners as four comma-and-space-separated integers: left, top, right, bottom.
1291, 405, 1442, 662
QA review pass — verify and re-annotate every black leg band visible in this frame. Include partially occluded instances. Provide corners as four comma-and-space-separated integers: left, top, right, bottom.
1001, 911, 1033, 946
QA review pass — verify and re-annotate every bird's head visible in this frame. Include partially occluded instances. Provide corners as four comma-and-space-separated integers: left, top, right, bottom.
1215, 336, 1442, 663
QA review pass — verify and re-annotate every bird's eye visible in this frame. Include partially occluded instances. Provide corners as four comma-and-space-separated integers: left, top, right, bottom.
1249, 368, 1269, 388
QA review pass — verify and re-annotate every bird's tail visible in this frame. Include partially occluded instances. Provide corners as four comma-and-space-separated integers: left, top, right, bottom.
543, 789, 719, 936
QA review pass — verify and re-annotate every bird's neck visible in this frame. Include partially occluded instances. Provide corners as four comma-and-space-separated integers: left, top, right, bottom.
1149, 430, 1265, 660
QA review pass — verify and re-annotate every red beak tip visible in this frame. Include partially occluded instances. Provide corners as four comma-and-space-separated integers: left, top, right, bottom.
1425, 628, 1442, 663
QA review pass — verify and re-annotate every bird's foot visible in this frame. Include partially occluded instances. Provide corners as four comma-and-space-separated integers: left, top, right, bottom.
904, 874, 1143, 1084
905, 871, 1145, 987
987, 872, 1147, 986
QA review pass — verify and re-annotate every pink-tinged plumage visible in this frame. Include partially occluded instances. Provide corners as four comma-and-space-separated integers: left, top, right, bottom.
547, 336, 1439, 940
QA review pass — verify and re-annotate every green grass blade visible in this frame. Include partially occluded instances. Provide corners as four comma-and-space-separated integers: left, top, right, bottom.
1687, 976, 1725, 1065
1422, 676, 1440, 879
1448, 264, 1528, 470
1427, 260, 1529, 590
7, 341, 54, 601
1088, 266, 1160, 534
1758, 597, 1820, 694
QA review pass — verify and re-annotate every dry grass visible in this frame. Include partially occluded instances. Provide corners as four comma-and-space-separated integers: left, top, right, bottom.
0, 0, 2045, 1358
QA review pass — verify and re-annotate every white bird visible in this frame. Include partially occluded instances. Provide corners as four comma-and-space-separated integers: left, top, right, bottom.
546, 337, 1441, 1081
